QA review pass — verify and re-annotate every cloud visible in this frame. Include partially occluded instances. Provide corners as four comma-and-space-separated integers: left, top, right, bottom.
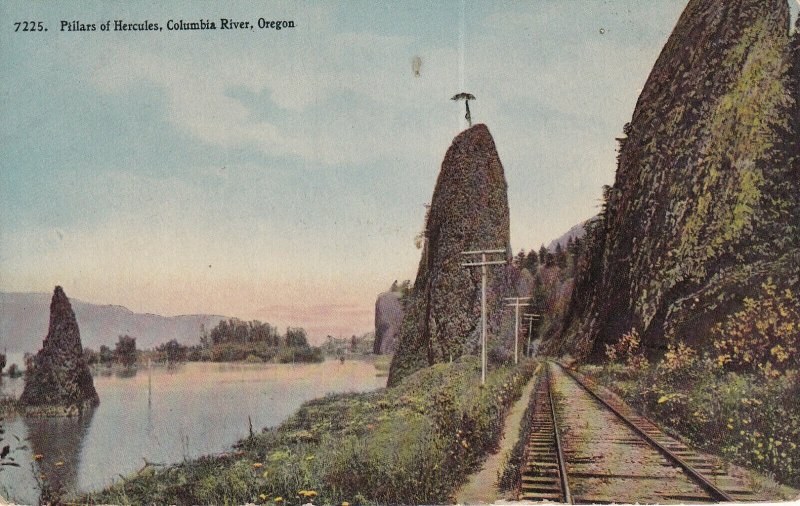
88, 19, 462, 166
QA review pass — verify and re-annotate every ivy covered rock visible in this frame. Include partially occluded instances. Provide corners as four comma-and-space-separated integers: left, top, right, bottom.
388, 124, 512, 386
20, 286, 99, 411
558, 0, 800, 360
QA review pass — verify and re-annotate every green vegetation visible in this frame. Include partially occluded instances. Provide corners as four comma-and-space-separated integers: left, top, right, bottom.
372, 355, 391, 377
115, 335, 137, 368
512, 237, 586, 354
84, 357, 536, 505
156, 339, 190, 364
582, 304, 800, 487
5, 364, 21, 379
196, 319, 324, 364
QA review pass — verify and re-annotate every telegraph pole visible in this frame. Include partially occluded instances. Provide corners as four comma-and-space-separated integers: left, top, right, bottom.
523, 313, 541, 357
461, 248, 507, 384
505, 297, 531, 364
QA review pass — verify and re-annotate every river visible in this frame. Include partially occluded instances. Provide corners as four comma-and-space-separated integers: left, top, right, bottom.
0, 359, 385, 504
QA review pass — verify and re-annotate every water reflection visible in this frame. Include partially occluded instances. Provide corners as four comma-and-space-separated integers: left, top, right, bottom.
0, 359, 384, 503
25, 408, 95, 501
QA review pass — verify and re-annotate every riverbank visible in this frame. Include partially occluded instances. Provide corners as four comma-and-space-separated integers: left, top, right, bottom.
82, 357, 536, 505
1, 360, 387, 504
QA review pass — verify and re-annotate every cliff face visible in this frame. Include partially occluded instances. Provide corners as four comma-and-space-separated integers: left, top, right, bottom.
388, 124, 511, 386
558, 0, 799, 359
20, 286, 99, 409
373, 290, 404, 355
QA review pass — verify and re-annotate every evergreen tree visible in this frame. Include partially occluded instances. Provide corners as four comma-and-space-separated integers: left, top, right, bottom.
524, 249, 539, 272
555, 243, 568, 269
514, 249, 526, 267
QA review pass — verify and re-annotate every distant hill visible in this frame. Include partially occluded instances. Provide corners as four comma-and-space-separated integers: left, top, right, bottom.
0, 292, 226, 354
546, 219, 592, 251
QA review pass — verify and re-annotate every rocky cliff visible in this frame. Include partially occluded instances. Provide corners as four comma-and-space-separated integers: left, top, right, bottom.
19, 287, 100, 410
388, 124, 512, 386
557, 0, 800, 360
373, 289, 404, 355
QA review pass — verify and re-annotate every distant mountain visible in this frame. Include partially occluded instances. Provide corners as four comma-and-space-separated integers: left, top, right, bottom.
0, 291, 226, 354
546, 219, 592, 251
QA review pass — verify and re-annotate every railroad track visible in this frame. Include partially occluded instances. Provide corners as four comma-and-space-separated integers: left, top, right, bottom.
519, 362, 755, 504
518, 365, 571, 502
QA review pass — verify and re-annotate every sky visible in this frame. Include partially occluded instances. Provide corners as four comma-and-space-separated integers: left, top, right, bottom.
2, 1, 796, 340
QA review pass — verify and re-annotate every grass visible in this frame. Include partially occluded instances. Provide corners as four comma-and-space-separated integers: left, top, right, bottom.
372, 355, 391, 377
82, 356, 536, 506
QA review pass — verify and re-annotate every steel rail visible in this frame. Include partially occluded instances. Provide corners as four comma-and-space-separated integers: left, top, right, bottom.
546, 363, 573, 504
554, 362, 733, 503
517, 370, 547, 500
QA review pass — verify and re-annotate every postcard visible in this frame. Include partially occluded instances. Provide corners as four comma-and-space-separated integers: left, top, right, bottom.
1, 1, 799, 505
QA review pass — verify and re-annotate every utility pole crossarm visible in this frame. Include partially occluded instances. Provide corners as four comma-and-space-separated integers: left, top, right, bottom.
462, 249, 507, 255
506, 296, 533, 364
461, 260, 508, 267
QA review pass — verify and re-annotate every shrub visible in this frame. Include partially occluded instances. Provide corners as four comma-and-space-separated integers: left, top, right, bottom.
712, 278, 799, 376
276, 346, 324, 364
583, 353, 800, 487
605, 328, 645, 365
245, 354, 264, 364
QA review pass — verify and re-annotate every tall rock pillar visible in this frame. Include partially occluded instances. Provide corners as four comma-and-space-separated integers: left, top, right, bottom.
20, 286, 99, 411
388, 124, 511, 385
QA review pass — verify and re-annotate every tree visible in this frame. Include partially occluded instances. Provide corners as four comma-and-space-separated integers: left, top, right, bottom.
524, 249, 539, 272
285, 327, 309, 348
555, 243, 568, 269
115, 335, 137, 368
6, 364, 20, 378
0, 353, 5, 376
83, 348, 99, 366
538, 245, 548, 264
157, 339, 188, 364
99, 345, 114, 365
514, 249, 526, 268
